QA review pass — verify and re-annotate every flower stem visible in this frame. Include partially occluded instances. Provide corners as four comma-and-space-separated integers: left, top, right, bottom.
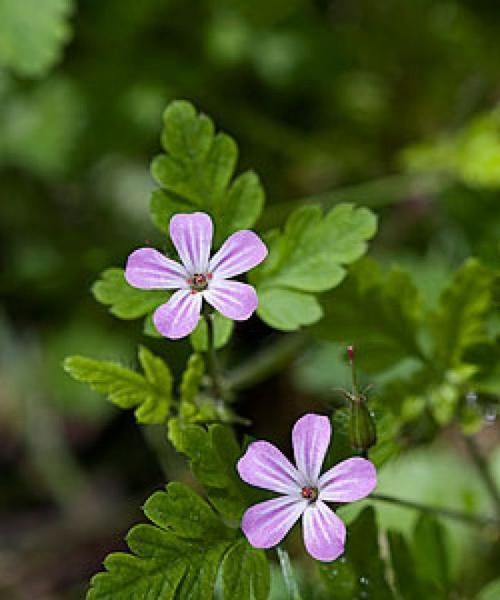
203, 311, 225, 400
370, 493, 500, 529
463, 433, 500, 519
227, 333, 308, 391
276, 546, 303, 600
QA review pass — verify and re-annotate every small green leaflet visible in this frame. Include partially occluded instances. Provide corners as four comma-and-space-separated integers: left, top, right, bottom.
0, 0, 73, 77
190, 313, 234, 351
249, 203, 377, 331
64, 345, 173, 424
87, 482, 270, 600
314, 257, 424, 372
168, 420, 258, 521
150, 100, 264, 246
429, 258, 494, 371
92, 267, 168, 320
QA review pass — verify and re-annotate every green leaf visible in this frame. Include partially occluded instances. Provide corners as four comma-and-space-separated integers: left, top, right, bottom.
430, 258, 494, 370
180, 353, 205, 406
190, 312, 234, 351
401, 107, 500, 189
388, 531, 423, 600
168, 420, 254, 519
0, 0, 73, 77
87, 483, 236, 600
314, 257, 425, 372
477, 579, 500, 600
92, 268, 168, 320
150, 100, 264, 245
221, 537, 270, 600
257, 288, 323, 331
250, 204, 377, 331
412, 514, 450, 592
64, 346, 173, 424
318, 507, 394, 600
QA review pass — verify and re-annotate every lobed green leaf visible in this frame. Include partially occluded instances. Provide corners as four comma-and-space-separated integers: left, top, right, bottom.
150, 100, 264, 246
250, 203, 377, 331
64, 346, 173, 424
92, 268, 168, 320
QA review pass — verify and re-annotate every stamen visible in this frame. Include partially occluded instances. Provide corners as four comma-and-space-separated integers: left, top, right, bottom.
188, 273, 209, 293
301, 486, 318, 502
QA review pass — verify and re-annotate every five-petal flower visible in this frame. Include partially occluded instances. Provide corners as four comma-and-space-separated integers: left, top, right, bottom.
125, 212, 267, 339
237, 413, 377, 562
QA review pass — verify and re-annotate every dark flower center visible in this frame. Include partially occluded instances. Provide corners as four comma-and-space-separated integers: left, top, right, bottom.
301, 486, 318, 502
187, 272, 212, 293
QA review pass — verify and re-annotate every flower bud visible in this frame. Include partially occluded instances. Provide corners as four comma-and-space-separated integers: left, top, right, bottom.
349, 399, 377, 453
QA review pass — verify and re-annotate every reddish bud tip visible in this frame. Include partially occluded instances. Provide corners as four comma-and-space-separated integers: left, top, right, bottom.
347, 345, 355, 363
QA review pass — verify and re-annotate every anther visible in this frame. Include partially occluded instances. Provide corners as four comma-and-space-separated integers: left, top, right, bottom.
301, 486, 318, 501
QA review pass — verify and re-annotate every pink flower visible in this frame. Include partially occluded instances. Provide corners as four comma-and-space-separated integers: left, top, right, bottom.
237, 413, 377, 562
125, 212, 267, 339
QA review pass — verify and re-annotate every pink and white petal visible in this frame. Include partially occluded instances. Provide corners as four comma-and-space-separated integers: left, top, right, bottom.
125, 248, 188, 289
242, 496, 307, 549
169, 212, 213, 274
152, 289, 202, 339
209, 230, 268, 279
302, 500, 346, 562
237, 440, 305, 494
204, 280, 258, 321
319, 458, 377, 503
292, 414, 331, 484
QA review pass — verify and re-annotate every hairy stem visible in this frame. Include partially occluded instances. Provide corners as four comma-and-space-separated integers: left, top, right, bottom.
370, 493, 500, 529
227, 334, 308, 391
277, 546, 303, 600
463, 434, 500, 519
203, 311, 225, 400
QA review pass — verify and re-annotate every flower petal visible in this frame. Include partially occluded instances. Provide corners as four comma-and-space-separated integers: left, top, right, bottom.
125, 248, 188, 289
169, 212, 213, 273
152, 289, 202, 339
237, 440, 305, 494
204, 280, 258, 320
292, 414, 331, 484
209, 230, 268, 278
302, 500, 346, 562
318, 458, 377, 503
241, 496, 307, 549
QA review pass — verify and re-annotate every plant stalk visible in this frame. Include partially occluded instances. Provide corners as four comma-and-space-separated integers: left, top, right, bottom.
227, 334, 308, 391
370, 493, 500, 529
463, 434, 500, 519
276, 546, 303, 600
203, 312, 225, 400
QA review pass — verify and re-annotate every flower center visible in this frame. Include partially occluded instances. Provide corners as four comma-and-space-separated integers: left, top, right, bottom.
187, 272, 212, 293
301, 486, 318, 502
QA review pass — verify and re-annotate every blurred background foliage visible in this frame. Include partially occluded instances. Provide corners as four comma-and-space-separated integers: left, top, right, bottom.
0, 0, 499, 598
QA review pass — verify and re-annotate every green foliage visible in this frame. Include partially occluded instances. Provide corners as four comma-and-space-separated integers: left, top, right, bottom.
168, 420, 255, 520
92, 267, 168, 320
387, 516, 451, 600
87, 482, 269, 600
221, 538, 270, 600
402, 108, 500, 188
64, 345, 173, 424
412, 514, 450, 593
477, 579, 500, 600
314, 258, 424, 372
0, 0, 73, 77
250, 204, 377, 331
318, 507, 394, 600
0, 77, 82, 177
150, 100, 264, 246
190, 313, 234, 351
429, 258, 494, 371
